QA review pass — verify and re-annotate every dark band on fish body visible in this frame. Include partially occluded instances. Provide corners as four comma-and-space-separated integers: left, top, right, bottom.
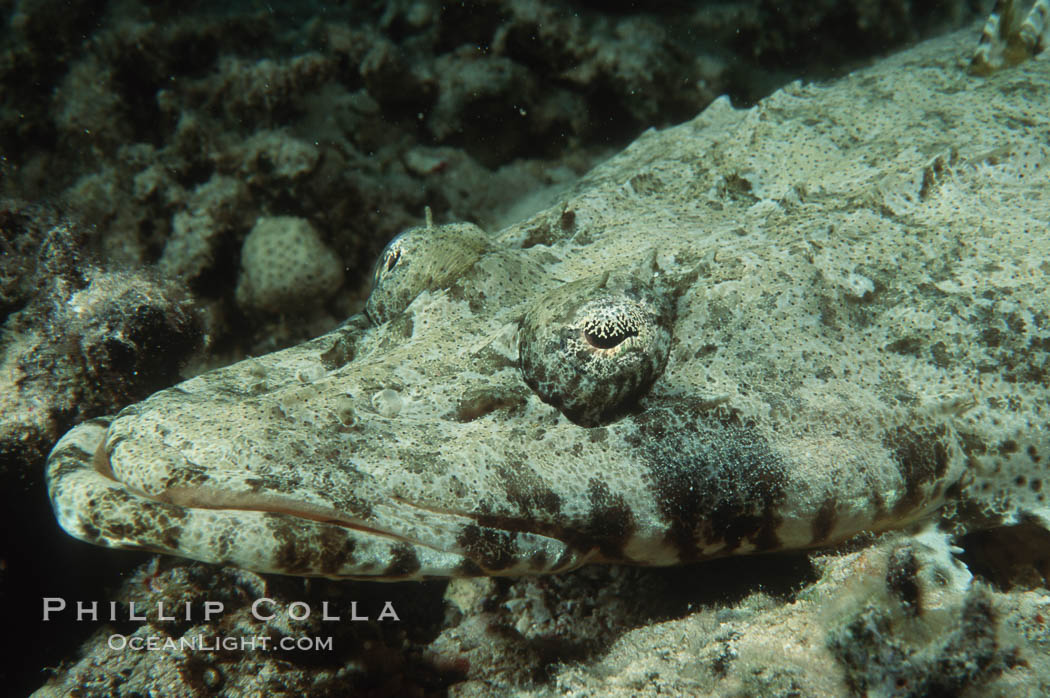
632, 401, 788, 561
494, 460, 563, 518
268, 512, 317, 574
577, 477, 637, 560
883, 424, 951, 515
457, 523, 519, 572
317, 526, 357, 576
46, 454, 91, 483
383, 543, 422, 578
78, 486, 189, 551
811, 497, 838, 545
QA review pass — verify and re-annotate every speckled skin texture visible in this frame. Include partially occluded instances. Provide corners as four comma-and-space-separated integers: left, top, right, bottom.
47, 28, 1049, 583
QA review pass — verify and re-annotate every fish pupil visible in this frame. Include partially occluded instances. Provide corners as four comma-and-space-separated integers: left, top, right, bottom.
585, 328, 638, 349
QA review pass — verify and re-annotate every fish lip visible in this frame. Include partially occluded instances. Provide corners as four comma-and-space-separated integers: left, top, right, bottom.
93, 439, 116, 479
94, 435, 423, 547
158, 482, 426, 546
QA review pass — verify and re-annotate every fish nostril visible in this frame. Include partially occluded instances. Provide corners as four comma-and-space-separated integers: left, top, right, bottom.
452, 387, 527, 422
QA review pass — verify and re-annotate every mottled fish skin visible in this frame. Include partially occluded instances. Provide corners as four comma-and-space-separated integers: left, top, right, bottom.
47, 27, 1050, 580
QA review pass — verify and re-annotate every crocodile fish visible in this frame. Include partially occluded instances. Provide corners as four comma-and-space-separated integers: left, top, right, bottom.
47, 27, 1049, 581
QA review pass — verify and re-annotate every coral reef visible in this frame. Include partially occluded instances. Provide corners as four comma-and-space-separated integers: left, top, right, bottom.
0, 201, 204, 478
0, 0, 987, 353
235, 216, 344, 313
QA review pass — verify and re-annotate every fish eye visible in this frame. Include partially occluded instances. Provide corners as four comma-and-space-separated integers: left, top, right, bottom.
519, 272, 674, 426
365, 221, 490, 324
384, 247, 401, 272
372, 237, 405, 290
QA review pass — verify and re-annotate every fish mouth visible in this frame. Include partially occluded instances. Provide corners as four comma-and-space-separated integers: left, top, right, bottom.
91, 436, 425, 548
74, 429, 586, 578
